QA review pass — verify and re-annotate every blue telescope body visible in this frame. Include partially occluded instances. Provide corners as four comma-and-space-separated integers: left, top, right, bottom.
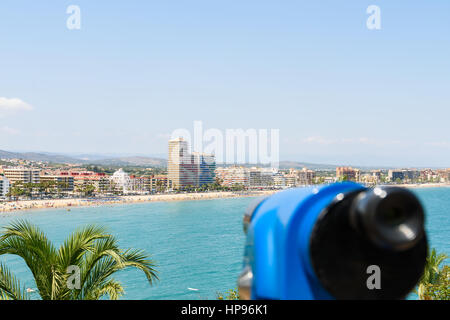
239, 182, 427, 300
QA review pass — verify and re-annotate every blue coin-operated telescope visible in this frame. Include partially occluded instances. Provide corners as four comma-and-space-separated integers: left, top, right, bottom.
238, 182, 428, 300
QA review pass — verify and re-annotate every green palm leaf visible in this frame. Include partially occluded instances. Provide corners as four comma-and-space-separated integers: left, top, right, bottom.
0, 263, 29, 300
0, 220, 159, 300
416, 248, 448, 300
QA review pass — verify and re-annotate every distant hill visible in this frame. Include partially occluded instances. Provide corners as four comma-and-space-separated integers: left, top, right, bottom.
0, 150, 83, 164
0, 150, 167, 167
0, 149, 398, 170
279, 161, 337, 170
0, 150, 17, 159
89, 156, 167, 167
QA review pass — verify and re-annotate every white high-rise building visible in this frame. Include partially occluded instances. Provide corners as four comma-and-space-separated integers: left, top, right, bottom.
110, 168, 132, 194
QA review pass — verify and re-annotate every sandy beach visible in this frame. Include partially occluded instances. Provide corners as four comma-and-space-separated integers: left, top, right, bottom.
387, 183, 450, 189
1, 183, 448, 214
0, 190, 277, 213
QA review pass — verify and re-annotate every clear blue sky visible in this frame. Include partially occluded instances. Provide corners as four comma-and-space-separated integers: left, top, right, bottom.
0, 1, 449, 167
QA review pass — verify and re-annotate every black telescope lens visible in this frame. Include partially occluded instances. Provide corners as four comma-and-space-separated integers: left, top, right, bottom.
310, 187, 428, 299
378, 205, 407, 226
351, 187, 425, 251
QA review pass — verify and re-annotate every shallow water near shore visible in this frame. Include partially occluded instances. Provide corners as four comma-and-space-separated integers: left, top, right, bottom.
0, 187, 448, 300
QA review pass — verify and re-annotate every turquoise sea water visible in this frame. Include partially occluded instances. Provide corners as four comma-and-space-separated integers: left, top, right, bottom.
0, 187, 448, 300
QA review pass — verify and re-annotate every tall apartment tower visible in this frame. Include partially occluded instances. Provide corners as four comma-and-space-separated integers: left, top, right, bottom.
192, 152, 216, 186
168, 137, 190, 188
168, 138, 216, 188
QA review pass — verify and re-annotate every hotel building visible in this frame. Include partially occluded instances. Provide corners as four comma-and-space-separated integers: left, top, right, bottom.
216, 167, 250, 187
39, 175, 75, 192
130, 175, 173, 193
336, 167, 360, 182
168, 138, 190, 188
296, 168, 316, 185
58, 171, 110, 193
150, 175, 173, 191
3, 167, 40, 185
168, 138, 216, 188
283, 173, 298, 187
192, 152, 216, 186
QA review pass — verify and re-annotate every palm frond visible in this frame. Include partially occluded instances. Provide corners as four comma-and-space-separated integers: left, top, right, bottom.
0, 263, 29, 300
120, 248, 159, 286
0, 220, 59, 299
89, 279, 124, 300
71, 236, 127, 299
78, 257, 118, 300
0, 220, 159, 300
57, 225, 111, 269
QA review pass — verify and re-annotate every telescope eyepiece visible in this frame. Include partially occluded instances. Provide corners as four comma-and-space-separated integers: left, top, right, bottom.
310, 185, 428, 299
350, 187, 425, 251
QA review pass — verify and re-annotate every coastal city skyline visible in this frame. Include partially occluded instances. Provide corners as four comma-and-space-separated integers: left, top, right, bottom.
1, 1, 450, 167
2, 137, 450, 200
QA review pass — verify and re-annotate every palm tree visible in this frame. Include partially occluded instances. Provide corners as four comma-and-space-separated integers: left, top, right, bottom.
0, 220, 158, 300
416, 248, 448, 300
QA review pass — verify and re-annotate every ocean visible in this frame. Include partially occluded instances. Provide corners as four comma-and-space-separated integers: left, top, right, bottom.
0, 187, 448, 300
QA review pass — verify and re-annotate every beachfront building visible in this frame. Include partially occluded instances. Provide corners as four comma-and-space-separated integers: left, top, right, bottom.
273, 172, 286, 188
296, 168, 316, 185
55, 171, 110, 194
283, 172, 297, 187
388, 169, 404, 182
110, 168, 132, 194
249, 167, 277, 188
130, 176, 151, 194
215, 166, 250, 187
405, 169, 420, 181
371, 170, 382, 183
216, 166, 285, 189
130, 175, 174, 193
191, 152, 216, 186
39, 175, 75, 192
150, 175, 173, 192
388, 169, 421, 183
0, 176, 10, 197
423, 169, 441, 183
168, 138, 216, 188
168, 137, 191, 188
3, 167, 40, 185
336, 167, 360, 182
75, 175, 110, 194
437, 169, 450, 182
360, 173, 378, 185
